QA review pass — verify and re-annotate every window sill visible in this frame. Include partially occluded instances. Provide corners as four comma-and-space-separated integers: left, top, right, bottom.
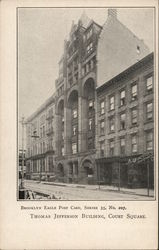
108, 131, 115, 135
130, 99, 138, 103
130, 124, 138, 128
144, 119, 154, 125
118, 128, 126, 132
118, 104, 126, 109
144, 91, 153, 97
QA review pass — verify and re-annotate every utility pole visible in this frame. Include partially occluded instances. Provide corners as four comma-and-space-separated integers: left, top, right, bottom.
147, 159, 150, 197
21, 116, 25, 189
118, 158, 121, 192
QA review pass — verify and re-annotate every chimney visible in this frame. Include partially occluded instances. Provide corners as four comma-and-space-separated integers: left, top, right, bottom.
108, 8, 117, 19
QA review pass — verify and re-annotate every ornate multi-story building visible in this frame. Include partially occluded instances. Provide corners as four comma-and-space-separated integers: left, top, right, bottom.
54, 9, 149, 184
25, 94, 56, 181
25, 9, 152, 186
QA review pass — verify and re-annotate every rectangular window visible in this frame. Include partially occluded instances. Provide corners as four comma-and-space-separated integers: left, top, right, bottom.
61, 147, 64, 156
109, 117, 115, 132
100, 120, 105, 135
120, 138, 125, 155
131, 83, 137, 101
72, 108, 78, 119
88, 99, 94, 109
146, 131, 153, 151
131, 109, 137, 125
109, 140, 114, 156
72, 125, 77, 136
146, 75, 153, 92
87, 42, 93, 53
110, 96, 115, 110
100, 101, 105, 115
86, 29, 93, 40
120, 113, 126, 130
62, 131, 64, 140
72, 143, 77, 154
146, 102, 153, 120
100, 141, 105, 157
89, 118, 93, 131
120, 90, 126, 106
131, 135, 137, 153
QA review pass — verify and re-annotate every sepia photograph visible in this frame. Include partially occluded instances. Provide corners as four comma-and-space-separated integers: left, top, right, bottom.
18, 7, 155, 201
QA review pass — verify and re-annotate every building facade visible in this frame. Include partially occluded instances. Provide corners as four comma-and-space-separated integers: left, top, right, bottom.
96, 53, 154, 188
25, 95, 56, 181
54, 9, 149, 184
25, 9, 153, 187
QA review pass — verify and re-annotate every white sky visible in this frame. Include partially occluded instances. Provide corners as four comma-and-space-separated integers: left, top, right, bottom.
18, 8, 154, 120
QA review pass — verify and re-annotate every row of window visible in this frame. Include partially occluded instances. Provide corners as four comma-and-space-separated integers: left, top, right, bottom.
100, 75, 153, 114
82, 56, 96, 76
29, 140, 54, 156
83, 28, 93, 42
99, 102, 153, 134
31, 158, 54, 173
99, 130, 153, 157
57, 85, 64, 97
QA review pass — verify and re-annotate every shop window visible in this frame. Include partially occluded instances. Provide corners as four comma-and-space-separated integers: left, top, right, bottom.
131, 135, 137, 153
120, 113, 126, 130
146, 131, 153, 151
109, 96, 115, 110
131, 83, 137, 101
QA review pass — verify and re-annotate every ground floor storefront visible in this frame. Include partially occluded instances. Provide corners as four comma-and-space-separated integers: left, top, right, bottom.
96, 153, 154, 189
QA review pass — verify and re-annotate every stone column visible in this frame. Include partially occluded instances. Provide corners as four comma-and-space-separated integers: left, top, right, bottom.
78, 95, 87, 152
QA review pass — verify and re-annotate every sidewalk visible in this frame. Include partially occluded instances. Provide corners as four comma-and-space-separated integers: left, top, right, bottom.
25, 180, 154, 197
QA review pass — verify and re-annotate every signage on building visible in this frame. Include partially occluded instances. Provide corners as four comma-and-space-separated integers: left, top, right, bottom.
127, 152, 154, 165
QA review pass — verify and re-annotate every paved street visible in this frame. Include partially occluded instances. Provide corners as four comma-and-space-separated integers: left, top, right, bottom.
23, 180, 154, 200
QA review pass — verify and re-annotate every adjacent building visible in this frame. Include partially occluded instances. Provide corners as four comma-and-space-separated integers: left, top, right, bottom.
96, 53, 154, 188
25, 94, 56, 181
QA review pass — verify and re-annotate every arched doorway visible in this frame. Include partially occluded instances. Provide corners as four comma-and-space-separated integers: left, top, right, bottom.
81, 159, 94, 184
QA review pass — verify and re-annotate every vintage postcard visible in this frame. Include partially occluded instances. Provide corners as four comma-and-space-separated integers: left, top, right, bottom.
0, 0, 158, 249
